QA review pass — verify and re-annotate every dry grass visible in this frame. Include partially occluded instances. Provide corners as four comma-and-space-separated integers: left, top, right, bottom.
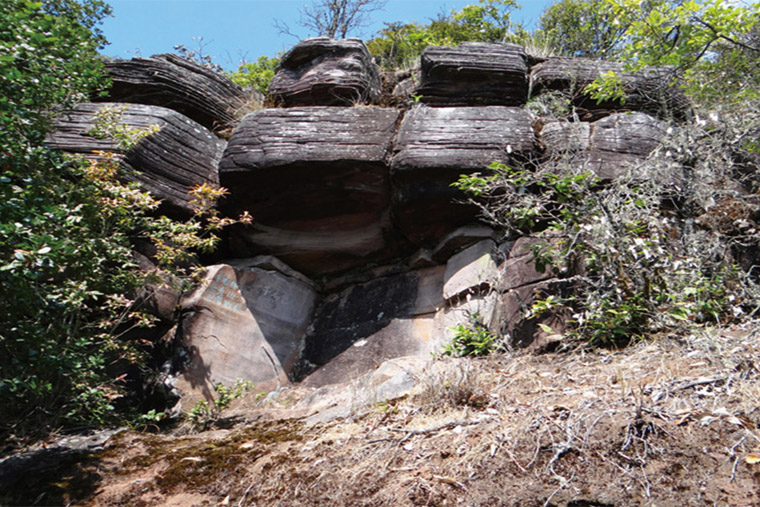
7, 322, 760, 506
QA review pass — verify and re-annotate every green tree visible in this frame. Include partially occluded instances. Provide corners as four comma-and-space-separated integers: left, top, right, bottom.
0, 1, 244, 444
602, 0, 760, 107
535, 0, 630, 58
368, 0, 522, 69
227, 55, 281, 95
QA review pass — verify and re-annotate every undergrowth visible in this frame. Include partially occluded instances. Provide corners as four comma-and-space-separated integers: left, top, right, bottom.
455, 109, 760, 347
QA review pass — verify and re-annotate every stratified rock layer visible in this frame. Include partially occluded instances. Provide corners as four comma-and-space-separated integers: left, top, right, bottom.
531, 57, 691, 121
391, 105, 536, 245
418, 43, 529, 106
540, 112, 667, 180
47, 102, 225, 218
268, 38, 381, 107
99, 53, 253, 131
220, 106, 402, 275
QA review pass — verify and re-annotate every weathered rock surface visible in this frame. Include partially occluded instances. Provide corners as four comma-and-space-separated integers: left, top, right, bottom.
443, 240, 500, 301
47, 102, 225, 218
539, 113, 667, 180
418, 43, 529, 106
301, 266, 446, 372
587, 112, 667, 180
391, 106, 535, 245
495, 237, 567, 349
98, 53, 253, 131
178, 263, 317, 397
220, 106, 403, 275
268, 38, 381, 107
540, 120, 591, 155
531, 57, 691, 121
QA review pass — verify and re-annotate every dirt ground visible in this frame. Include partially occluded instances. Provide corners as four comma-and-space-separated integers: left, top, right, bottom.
4, 323, 760, 506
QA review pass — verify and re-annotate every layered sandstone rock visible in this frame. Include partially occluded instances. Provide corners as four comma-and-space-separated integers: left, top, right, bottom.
391, 105, 535, 245
47, 102, 225, 218
98, 53, 253, 131
219, 106, 403, 275
418, 42, 529, 106
539, 112, 668, 180
268, 38, 381, 107
531, 57, 691, 121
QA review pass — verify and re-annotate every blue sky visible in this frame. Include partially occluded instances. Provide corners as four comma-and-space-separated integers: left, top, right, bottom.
100, 0, 556, 70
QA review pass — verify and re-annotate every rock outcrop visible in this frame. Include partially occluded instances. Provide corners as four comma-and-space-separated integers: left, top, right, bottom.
177, 261, 317, 394
219, 106, 403, 275
391, 106, 535, 244
45, 38, 700, 405
531, 57, 691, 121
541, 112, 667, 180
268, 38, 381, 107
47, 102, 225, 218
99, 53, 254, 131
418, 42, 529, 106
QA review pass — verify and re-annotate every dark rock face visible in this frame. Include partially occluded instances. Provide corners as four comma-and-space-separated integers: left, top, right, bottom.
219, 106, 403, 275
47, 102, 225, 218
268, 38, 381, 107
418, 43, 529, 106
391, 105, 536, 245
303, 269, 429, 367
531, 57, 691, 121
98, 53, 253, 131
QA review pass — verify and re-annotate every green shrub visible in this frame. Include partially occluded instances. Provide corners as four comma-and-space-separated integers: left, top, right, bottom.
443, 313, 500, 357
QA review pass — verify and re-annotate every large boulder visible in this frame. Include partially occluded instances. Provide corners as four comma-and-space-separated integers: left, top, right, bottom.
98, 53, 254, 131
268, 38, 381, 107
391, 105, 536, 245
530, 57, 691, 121
417, 42, 529, 106
177, 262, 318, 397
220, 106, 403, 275
47, 102, 225, 218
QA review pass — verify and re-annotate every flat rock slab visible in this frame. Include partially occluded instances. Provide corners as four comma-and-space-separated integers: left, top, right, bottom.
178, 264, 317, 396
531, 57, 690, 121
418, 42, 528, 106
268, 38, 381, 107
47, 102, 225, 218
391, 106, 535, 245
99, 53, 253, 131
443, 240, 500, 301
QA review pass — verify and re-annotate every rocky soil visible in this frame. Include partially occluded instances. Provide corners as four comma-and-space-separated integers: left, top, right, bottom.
3, 323, 760, 506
